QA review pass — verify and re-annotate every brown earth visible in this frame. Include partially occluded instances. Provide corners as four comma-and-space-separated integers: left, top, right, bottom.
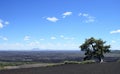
0, 62, 120, 74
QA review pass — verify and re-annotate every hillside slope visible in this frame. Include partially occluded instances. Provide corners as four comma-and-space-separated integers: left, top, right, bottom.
0, 62, 120, 74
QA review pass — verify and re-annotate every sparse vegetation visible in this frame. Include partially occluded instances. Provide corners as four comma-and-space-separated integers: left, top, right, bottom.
64, 61, 81, 64
64, 60, 95, 64
0, 62, 39, 70
0, 61, 37, 67
117, 60, 120, 63
81, 60, 95, 64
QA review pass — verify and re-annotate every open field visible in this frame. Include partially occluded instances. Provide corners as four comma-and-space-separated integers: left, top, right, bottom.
0, 51, 120, 74
0, 51, 119, 63
0, 62, 120, 74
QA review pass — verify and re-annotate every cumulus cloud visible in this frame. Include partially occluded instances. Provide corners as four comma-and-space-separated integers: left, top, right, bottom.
24, 36, 30, 41
0, 19, 9, 29
110, 29, 120, 34
62, 11, 72, 18
0, 36, 8, 41
51, 36, 56, 40
46, 17, 59, 22
78, 13, 95, 23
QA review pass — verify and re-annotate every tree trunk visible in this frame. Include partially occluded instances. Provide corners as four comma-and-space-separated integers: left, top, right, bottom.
100, 58, 103, 63
98, 56, 104, 63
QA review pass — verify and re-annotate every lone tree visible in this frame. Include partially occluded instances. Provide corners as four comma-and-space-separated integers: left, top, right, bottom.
80, 37, 110, 63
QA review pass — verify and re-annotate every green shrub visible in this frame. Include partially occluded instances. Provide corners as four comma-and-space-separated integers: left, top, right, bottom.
64, 61, 81, 64
81, 60, 95, 64
117, 60, 120, 63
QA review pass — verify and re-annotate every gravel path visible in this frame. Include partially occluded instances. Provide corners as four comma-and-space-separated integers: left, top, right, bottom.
0, 62, 120, 74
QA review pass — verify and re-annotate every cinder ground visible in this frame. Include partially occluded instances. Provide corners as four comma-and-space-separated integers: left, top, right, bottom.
0, 62, 120, 74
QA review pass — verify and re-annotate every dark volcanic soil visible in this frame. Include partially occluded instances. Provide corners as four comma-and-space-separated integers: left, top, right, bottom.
0, 62, 120, 74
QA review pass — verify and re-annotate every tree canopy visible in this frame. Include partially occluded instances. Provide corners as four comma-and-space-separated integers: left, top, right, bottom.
80, 37, 110, 62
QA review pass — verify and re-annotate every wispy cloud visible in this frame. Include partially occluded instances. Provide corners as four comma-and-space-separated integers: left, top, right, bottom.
60, 35, 64, 38
85, 16, 95, 23
29, 41, 40, 46
63, 37, 74, 40
82, 13, 89, 17
24, 36, 30, 41
0, 19, 9, 29
40, 38, 45, 41
62, 11, 72, 18
111, 40, 116, 43
0, 36, 8, 41
46, 17, 59, 22
78, 13, 95, 23
110, 29, 120, 34
0, 22, 3, 29
4, 21, 9, 25
60, 35, 74, 40
51, 36, 56, 40
78, 13, 82, 16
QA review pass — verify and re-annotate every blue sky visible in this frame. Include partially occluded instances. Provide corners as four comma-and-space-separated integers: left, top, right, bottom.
0, 0, 120, 50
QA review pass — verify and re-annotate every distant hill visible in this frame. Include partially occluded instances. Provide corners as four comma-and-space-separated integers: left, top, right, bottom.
111, 50, 120, 54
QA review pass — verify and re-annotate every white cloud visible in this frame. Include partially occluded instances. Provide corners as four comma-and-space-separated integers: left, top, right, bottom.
85, 16, 95, 23
46, 17, 59, 22
83, 13, 89, 17
60, 35, 74, 40
60, 35, 64, 38
24, 36, 30, 41
62, 11, 72, 18
0, 19, 9, 29
110, 29, 120, 34
28, 41, 40, 46
64, 37, 74, 40
4, 21, 9, 25
40, 38, 45, 41
78, 13, 95, 23
111, 40, 116, 43
51, 36, 56, 40
0, 22, 3, 29
3, 37, 8, 41
78, 13, 82, 16
0, 36, 8, 41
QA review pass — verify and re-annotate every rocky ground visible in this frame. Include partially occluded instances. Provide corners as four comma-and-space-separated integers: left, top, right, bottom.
0, 62, 120, 74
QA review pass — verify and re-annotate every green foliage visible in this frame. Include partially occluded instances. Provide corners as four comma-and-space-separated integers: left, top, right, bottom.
64, 61, 81, 64
117, 60, 120, 63
81, 60, 95, 64
80, 37, 111, 62
64, 60, 95, 64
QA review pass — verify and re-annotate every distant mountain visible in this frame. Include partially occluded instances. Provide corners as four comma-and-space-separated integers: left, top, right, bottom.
111, 50, 120, 54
